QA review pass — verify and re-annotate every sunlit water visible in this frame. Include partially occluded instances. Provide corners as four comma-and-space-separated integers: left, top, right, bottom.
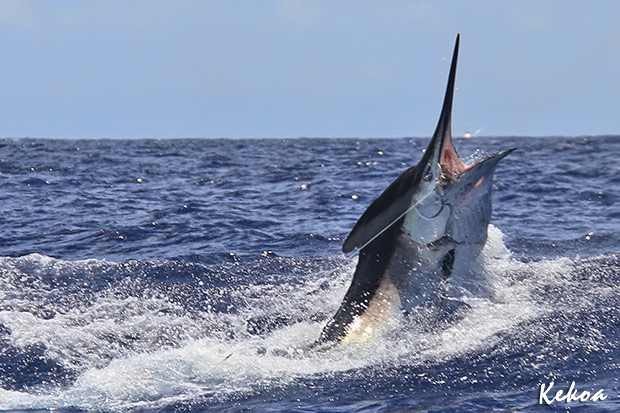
0, 137, 619, 411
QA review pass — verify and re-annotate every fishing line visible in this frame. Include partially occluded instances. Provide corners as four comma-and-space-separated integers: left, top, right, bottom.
347, 186, 441, 255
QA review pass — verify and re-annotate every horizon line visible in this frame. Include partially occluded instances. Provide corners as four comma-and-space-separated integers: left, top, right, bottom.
1, 134, 619, 141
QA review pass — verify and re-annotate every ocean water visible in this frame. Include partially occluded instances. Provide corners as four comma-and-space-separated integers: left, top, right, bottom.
0, 136, 618, 412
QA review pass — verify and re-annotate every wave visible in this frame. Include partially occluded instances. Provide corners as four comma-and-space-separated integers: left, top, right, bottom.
0, 227, 618, 411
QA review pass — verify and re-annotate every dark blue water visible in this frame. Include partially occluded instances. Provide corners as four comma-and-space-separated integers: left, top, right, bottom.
0, 136, 618, 412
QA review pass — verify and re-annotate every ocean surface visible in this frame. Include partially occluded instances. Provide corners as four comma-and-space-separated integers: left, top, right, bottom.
0, 136, 618, 412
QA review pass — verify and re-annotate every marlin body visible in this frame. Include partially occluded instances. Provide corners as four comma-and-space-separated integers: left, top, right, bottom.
316, 35, 515, 348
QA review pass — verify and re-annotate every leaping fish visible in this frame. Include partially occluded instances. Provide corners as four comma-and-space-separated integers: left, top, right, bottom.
316, 34, 515, 349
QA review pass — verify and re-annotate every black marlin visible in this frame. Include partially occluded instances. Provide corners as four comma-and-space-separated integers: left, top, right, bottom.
315, 34, 515, 348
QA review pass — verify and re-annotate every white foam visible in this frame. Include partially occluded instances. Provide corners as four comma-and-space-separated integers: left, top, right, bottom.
0, 235, 587, 410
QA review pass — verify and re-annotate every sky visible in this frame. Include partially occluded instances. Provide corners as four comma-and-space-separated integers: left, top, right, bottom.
0, 0, 619, 139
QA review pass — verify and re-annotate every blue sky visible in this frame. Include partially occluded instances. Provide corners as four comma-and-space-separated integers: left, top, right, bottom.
0, 0, 619, 138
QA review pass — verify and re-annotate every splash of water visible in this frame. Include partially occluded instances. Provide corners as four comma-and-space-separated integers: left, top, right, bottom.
0, 227, 598, 411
